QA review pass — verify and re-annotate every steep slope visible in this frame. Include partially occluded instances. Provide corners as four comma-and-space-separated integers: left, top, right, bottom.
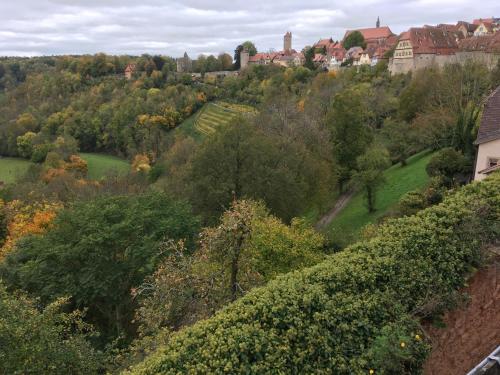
129, 174, 500, 375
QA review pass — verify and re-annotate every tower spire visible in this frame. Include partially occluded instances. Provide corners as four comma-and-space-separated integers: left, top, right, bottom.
376, 16, 380, 28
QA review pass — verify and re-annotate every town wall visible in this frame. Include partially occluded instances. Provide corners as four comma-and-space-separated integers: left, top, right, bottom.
389, 52, 500, 74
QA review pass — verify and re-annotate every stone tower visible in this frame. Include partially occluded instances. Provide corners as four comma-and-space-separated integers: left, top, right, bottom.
376, 16, 380, 28
177, 52, 192, 73
240, 48, 250, 70
284, 31, 292, 52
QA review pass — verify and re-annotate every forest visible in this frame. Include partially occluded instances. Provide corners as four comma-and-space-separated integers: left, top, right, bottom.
1, 52, 500, 374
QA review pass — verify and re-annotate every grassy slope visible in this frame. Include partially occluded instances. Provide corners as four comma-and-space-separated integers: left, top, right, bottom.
80, 153, 129, 180
327, 151, 434, 243
0, 157, 32, 183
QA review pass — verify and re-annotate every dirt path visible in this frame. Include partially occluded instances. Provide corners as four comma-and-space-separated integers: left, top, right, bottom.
315, 189, 355, 231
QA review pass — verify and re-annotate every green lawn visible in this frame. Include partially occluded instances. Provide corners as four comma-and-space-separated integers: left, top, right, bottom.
79, 153, 129, 180
326, 151, 434, 244
176, 101, 256, 141
0, 157, 33, 184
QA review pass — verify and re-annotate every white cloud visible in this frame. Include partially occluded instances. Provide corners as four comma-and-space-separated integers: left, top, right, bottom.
0, 1, 496, 57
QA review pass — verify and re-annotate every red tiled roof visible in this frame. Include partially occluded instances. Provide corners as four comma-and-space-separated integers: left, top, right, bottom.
248, 52, 278, 62
405, 27, 460, 55
344, 26, 393, 41
315, 38, 334, 48
475, 86, 500, 145
459, 32, 500, 53
473, 18, 495, 25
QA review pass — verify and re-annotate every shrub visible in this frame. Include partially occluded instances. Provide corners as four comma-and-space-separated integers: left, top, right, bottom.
0, 283, 102, 374
129, 174, 500, 374
426, 147, 469, 186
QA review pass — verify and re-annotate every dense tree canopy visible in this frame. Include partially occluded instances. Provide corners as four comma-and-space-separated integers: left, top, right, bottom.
0, 192, 199, 343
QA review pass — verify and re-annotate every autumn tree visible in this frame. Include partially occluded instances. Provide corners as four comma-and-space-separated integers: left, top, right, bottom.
0, 192, 200, 344
133, 199, 324, 338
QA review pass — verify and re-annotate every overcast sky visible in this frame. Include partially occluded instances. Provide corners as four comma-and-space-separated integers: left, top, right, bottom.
0, 1, 497, 57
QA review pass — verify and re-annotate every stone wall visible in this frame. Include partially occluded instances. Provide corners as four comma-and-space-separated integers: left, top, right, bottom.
389, 52, 500, 74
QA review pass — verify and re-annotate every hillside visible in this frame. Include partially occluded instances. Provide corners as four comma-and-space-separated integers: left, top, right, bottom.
0, 157, 32, 184
326, 151, 434, 244
177, 101, 257, 140
80, 153, 130, 180
129, 174, 500, 375
0, 154, 129, 183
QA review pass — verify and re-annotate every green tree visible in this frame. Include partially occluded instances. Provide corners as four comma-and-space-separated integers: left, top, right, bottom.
304, 46, 316, 70
0, 192, 200, 344
352, 146, 391, 212
233, 45, 244, 70
382, 119, 414, 166
133, 200, 324, 337
189, 118, 328, 223
343, 31, 367, 50
218, 53, 234, 71
328, 87, 373, 191
242, 41, 257, 56
0, 283, 102, 374
16, 131, 37, 158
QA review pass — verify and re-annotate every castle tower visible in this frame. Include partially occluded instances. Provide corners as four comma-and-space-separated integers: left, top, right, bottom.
240, 48, 250, 70
284, 31, 292, 53
376, 16, 380, 28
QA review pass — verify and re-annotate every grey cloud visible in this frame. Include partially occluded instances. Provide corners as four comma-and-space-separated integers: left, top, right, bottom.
0, 1, 497, 57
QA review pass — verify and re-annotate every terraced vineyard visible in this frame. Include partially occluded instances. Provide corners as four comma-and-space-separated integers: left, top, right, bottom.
189, 101, 256, 136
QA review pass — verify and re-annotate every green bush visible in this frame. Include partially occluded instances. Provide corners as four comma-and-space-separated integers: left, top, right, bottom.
129, 174, 500, 374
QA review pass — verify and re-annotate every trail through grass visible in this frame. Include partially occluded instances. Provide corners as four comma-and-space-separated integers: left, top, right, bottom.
326, 151, 434, 244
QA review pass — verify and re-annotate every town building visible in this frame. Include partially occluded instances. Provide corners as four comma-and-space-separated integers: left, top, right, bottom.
344, 24, 394, 48
389, 27, 500, 74
456, 21, 479, 38
241, 32, 304, 69
389, 27, 461, 74
474, 86, 500, 181
177, 52, 192, 73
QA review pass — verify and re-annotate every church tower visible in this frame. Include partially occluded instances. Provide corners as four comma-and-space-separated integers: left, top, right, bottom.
284, 31, 292, 53
376, 16, 380, 28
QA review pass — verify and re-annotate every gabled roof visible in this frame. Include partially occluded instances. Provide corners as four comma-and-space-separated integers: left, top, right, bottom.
315, 38, 334, 48
457, 21, 479, 33
344, 26, 393, 41
475, 86, 500, 145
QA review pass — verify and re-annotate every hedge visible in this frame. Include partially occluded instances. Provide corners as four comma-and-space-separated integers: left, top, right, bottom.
129, 174, 500, 374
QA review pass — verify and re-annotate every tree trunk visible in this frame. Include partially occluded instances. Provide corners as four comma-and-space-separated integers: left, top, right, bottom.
230, 235, 244, 301
367, 185, 375, 213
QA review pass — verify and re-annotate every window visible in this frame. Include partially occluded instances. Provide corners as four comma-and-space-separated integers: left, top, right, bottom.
488, 158, 499, 168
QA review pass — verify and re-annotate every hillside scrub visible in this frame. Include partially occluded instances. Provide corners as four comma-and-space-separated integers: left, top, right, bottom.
129, 174, 500, 374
